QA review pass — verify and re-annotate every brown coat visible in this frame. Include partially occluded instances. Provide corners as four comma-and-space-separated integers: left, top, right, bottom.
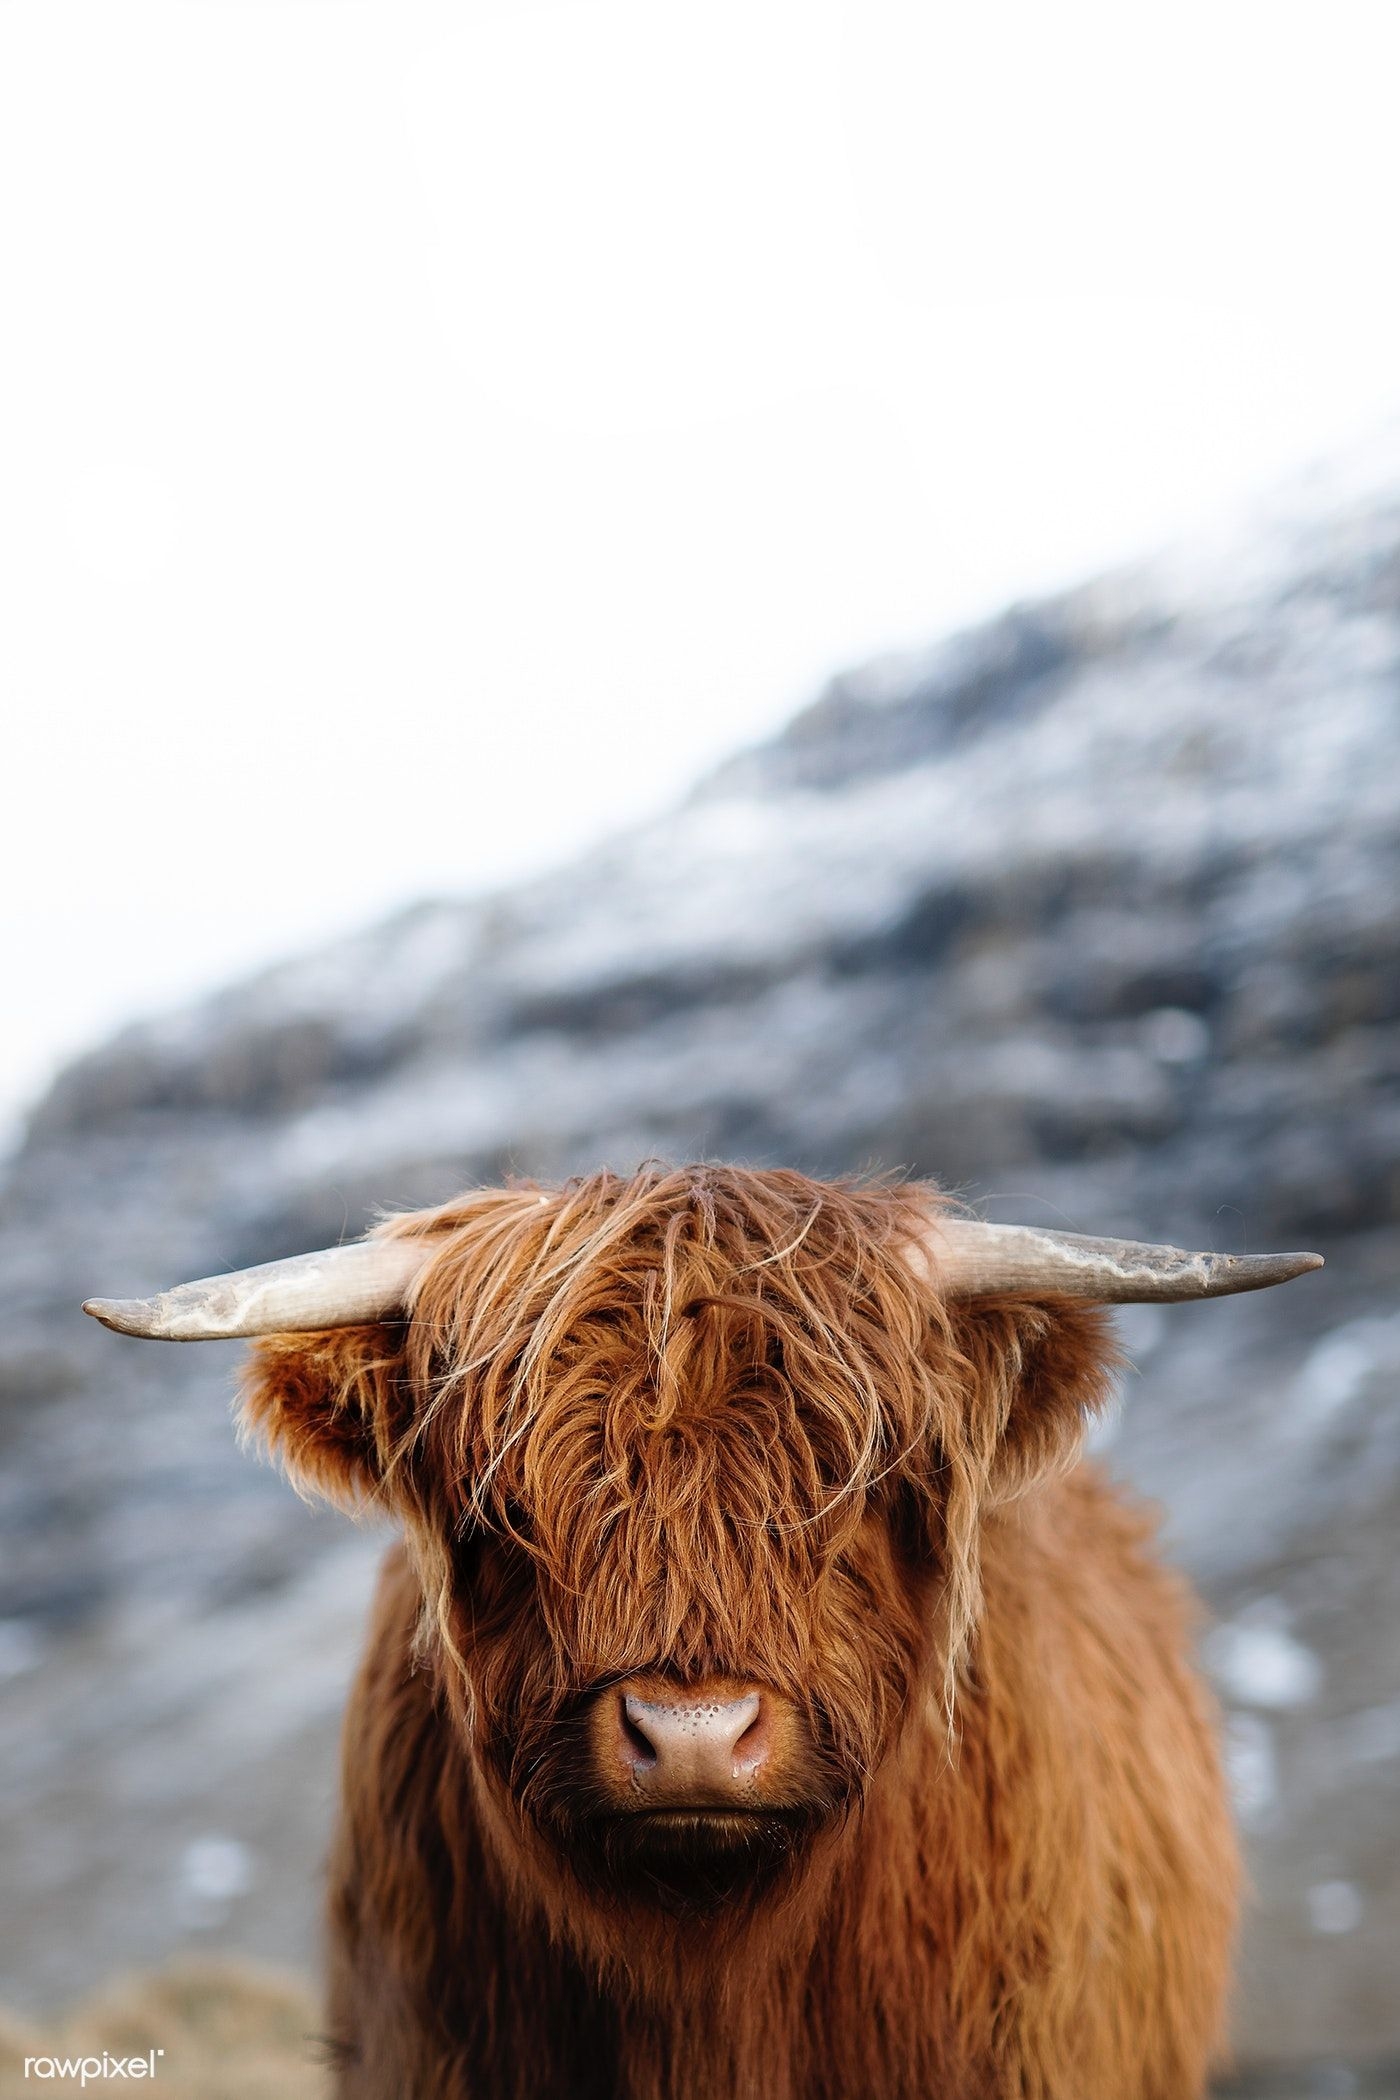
242, 1167, 1237, 2099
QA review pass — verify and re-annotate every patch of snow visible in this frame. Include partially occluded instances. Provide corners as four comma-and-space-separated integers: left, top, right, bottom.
180, 1834, 253, 1902
1307, 1880, 1364, 1936
1140, 1008, 1211, 1066
1291, 1317, 1399, 1431
176, 1834, 254, 1929
1205, 1602, 1323, 1711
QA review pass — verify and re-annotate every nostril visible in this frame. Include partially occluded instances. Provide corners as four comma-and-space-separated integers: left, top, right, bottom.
620, 1696, 659, 1769
731, 1700, 769, 1777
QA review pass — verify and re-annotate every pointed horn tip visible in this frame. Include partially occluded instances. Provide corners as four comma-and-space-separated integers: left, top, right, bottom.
82, 1297, 162, 1337
1275, 1251, 1324, 1278
1191, 1248, 1323, 1299
1224, 1248, 1324, 1279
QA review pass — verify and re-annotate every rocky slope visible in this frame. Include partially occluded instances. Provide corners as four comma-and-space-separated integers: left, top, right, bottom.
2, 468, 1398, 2076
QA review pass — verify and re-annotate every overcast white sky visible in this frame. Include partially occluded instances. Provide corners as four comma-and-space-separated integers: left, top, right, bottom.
5, 0, 1400, 1126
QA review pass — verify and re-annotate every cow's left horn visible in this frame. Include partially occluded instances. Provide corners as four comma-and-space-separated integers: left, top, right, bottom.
908, 1219, 1322, 1302
82, 1238, 430, 1340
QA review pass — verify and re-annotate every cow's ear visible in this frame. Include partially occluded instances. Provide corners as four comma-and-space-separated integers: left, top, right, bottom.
949, 1297, 1121, 1503
238, 1325, 411, 1511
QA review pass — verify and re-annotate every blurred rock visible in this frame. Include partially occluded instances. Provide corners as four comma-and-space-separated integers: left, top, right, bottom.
2, 467, 1398, 2068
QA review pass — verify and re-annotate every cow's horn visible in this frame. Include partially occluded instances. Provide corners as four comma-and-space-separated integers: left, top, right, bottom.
82, 1238, 431, 1340
909, 1220, 1322, 1302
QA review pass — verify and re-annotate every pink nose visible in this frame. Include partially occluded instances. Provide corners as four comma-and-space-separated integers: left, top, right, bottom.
617, 1690, 769, 1803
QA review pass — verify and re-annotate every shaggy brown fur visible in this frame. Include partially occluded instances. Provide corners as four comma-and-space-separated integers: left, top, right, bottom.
242, 1165, 1238, 2099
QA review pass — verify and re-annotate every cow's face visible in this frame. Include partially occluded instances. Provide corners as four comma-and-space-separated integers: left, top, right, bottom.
242, 1170, 1114, 1916
428, 1373, 946, 1912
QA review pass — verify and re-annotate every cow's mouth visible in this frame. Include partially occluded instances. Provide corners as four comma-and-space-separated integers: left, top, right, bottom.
614, 1806, 804, 1840
577, 1804, 816, 1909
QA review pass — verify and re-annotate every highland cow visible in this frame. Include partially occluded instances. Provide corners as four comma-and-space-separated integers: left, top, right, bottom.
85, 1166, 1323, 2100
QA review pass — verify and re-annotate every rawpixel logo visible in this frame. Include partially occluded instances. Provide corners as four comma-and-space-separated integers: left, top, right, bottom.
23, 2052, 164, 2084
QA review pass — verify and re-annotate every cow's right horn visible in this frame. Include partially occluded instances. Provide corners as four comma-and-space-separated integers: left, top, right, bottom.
83, 1237, 430, 1341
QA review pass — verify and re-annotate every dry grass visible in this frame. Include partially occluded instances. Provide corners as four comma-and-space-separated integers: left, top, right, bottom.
0, 1962, 326, 2099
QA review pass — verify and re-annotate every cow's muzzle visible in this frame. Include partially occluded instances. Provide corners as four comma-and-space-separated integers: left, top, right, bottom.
587, 1672, 820, 1816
